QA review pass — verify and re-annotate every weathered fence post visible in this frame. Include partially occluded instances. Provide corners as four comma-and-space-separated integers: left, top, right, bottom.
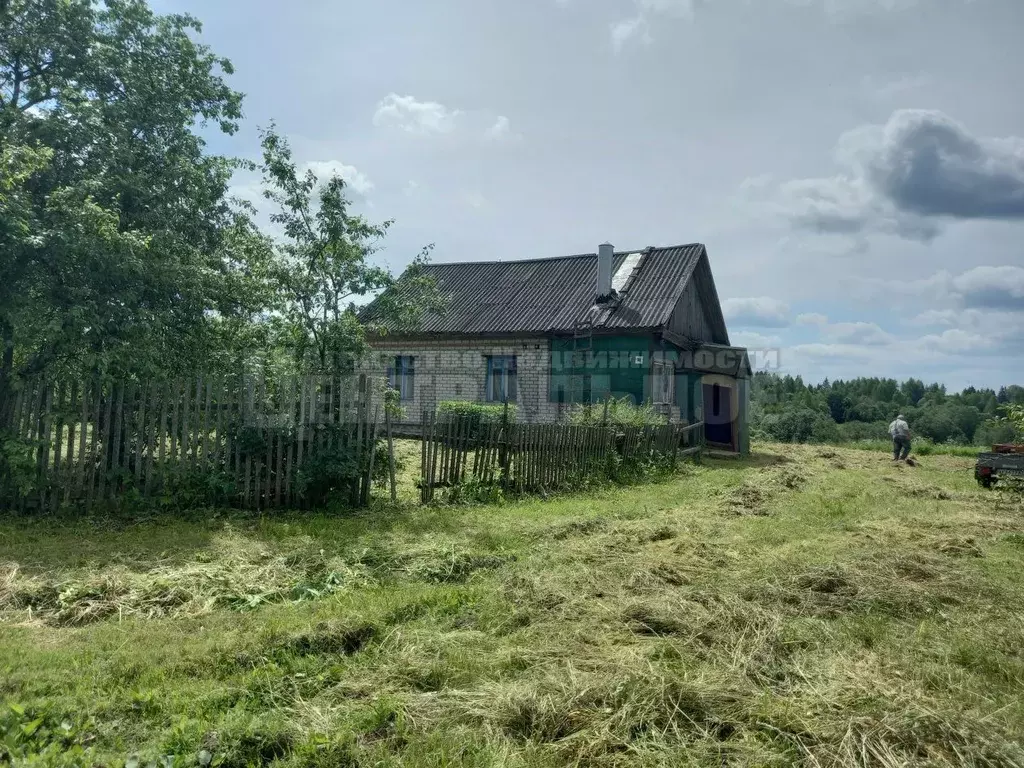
386, 406, 397, 502
499, 399, 511, 487
363, 404, 380, 506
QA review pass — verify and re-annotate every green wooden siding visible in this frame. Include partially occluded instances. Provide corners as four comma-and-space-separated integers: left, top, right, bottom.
549, 336, 652, 407
549, 335, 748, 454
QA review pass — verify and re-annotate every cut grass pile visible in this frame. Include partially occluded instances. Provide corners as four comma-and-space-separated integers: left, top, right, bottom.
1, 442, 1023, 766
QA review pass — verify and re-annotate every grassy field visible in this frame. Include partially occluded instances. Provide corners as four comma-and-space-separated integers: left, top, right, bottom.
842, 439, 982, 458
1, 443, 1023, 767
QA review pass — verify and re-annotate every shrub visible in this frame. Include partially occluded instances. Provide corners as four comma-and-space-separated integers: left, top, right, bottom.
835, 420, 889, 442
437, 401, 515, 438
566, 397, 667, 428
974, 419, 1019, 448
755, 407, 819, 442
987, 404, 1024, 444
154, 465, 237, 510
809, 415, 840, 444
297, 431, 388, 508
0, 432, 41, 497
384, 386, 406, 421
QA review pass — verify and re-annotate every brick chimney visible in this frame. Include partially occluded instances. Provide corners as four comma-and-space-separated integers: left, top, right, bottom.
597, 242, 613, 301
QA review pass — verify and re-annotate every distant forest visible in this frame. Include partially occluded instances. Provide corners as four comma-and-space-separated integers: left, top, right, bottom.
750, 373, 1024, 446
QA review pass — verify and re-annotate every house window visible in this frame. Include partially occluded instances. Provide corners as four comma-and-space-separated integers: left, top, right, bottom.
652, 361, 674, 405
388, 355, 415, 401
486, 355, 517, 402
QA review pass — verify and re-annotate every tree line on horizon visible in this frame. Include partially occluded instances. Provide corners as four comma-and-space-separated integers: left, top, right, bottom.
751, 372, 1024, 446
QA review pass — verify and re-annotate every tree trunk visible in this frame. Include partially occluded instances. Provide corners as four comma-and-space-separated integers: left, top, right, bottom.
0, 317, 14, 430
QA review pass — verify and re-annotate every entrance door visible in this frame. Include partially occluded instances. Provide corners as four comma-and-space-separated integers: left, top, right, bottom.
702, 383, 734, 448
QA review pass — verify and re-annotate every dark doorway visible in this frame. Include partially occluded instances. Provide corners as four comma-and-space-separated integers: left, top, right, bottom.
702, 382, 734, 448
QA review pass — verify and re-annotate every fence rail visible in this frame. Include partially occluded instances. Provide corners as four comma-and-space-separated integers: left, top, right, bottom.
0, 375, 379, 512
418, 412, 705, 502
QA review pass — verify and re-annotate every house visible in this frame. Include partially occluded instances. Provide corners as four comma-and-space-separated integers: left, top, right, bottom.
360, 243, 751, 454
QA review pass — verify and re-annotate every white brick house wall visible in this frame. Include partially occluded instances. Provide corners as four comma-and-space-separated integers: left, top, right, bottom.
362, 337, 561, 423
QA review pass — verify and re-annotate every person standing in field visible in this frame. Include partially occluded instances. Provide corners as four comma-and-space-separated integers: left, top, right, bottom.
889, 414, 912, 461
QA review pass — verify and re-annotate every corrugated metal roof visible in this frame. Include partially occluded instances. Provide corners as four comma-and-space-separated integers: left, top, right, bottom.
362, 243, 710, 337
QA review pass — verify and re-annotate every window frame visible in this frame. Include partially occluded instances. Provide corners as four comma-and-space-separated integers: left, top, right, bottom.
485, 355, 518, 403
651, 360, 675, 406
388, 355, 416, 401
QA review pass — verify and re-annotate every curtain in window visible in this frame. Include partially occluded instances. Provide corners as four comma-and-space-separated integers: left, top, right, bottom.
486, 356, 517, 402
388, 356, 415, 400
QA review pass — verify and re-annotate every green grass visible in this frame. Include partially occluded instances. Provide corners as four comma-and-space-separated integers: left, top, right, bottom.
841, 438, 982, 457
1, 443, 1023, 766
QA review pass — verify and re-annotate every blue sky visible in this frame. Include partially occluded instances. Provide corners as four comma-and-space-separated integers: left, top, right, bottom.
155, 0, 1024, 390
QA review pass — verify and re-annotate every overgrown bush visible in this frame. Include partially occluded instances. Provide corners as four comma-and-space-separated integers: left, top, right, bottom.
835, 420, 889, 442
0, 432, 41, 498
809, 415, 840, 444
384, 386, 406, 422
151, 466, 237, 510
437, 401, 515, 438
974, 420, 1019, 448
296, 427, 388, 508
566, 397, 667, 429
754, 407, 819, 442
988, 404, 1024, 443
227, 423, 386, 509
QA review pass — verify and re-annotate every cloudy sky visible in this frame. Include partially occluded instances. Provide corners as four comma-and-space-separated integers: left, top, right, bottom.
154, 0, 1024, 390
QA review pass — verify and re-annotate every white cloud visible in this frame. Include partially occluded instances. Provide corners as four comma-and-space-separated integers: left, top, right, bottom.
951, 265, 1024, 310
907, 307, 1024, 342
304, 161, 374, 196
804, 0, 928, 20
908, 309, 960, 327
637, 0, 696, 15
861, 72, 931, 100
228, 181, 264, 209
790, 342, 874, 361
848, 270, 954, 305
766, 109, 1024, 242
858, 265, 1024, 313
739, 173, 774, 191
610, 0, 934, 51
486, 115, 511, 140
783, 313, 1008, 376
404, 180, 421, 197
483, 115, 522, 142
731, 330, 782, 348
610, 16, 651, 51
463, 190, 487, 210
722, 296, 791, 327
795, 312, 828, 326
373, 93, 461, 135
372, 93, 519, 143
610, 0, 693, 50
912, 328, 994, 355
820, 321, 895, 346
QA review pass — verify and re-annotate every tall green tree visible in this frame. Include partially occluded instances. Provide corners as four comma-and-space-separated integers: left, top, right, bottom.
0, 0, 251, 400
257, 126, 443, 372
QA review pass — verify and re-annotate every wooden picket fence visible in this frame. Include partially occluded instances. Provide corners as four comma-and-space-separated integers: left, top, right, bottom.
419, 410, 704, 502
0, 374, 380, 512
